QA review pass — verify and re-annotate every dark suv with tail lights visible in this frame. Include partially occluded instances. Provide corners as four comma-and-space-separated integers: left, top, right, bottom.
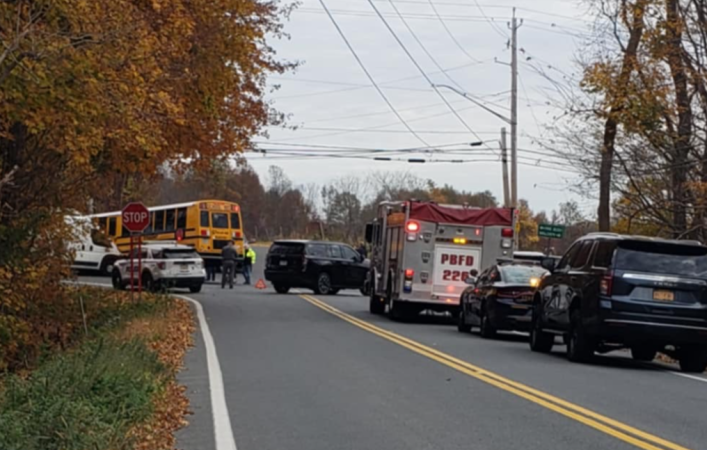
264, 240, 369, 295
530, 233, 707, 373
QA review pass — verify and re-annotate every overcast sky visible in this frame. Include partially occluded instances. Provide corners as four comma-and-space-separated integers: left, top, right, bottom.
245, 0, 597, 216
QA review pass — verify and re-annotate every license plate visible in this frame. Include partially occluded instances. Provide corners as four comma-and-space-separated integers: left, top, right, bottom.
653, 290, 674, 302
279, 260, 288, 266
181, 265, 189, 272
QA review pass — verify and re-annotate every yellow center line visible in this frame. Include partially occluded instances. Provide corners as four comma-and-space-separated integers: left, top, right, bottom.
300, 294, 692, 450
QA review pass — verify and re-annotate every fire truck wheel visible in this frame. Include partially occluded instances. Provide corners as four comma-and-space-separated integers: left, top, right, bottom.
370, 295, 385, 315
314, 272, 333, 295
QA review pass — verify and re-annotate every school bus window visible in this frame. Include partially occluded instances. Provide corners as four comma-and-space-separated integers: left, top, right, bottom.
98, 217, 108, 232
108, 217, 117, 236
165, 209, 176, 231
155, 210, 165, 232
177, 208, 187, 229
144, 212, 154, 234
230, 213, 241, 229
212, 213, 228, 229
200, 211, 209, 227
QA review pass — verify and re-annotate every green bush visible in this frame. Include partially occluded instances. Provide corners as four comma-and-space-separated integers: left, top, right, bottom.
0, 337, 166, 450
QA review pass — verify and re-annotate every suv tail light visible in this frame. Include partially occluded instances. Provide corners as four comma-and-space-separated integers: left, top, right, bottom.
600, 270, 613, 295
157, 262, 166, 270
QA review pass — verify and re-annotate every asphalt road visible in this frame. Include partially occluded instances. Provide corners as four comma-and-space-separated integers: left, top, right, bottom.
82, 247, 707, 450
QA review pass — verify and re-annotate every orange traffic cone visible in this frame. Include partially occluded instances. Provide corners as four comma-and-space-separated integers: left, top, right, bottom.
255, 279, 267, 290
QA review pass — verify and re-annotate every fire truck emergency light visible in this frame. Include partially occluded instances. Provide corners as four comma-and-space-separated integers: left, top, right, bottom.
405, 220, 420, 233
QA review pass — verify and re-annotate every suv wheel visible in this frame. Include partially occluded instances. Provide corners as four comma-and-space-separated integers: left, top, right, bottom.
112, 269, 124, 290
189, 284, 203, 294
529, 306, 554, 353
567, 309, 594, 363
678, 346, 707, 373
314, 272, 333, 295
142, 272, 156, 292
479, 303, 496, 339
274, 284, 290, 294
631, 346, 657, 362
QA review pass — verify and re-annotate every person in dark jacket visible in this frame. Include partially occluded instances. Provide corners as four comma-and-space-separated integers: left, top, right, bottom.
356, 243, 368, 259
221, 240, 238, 289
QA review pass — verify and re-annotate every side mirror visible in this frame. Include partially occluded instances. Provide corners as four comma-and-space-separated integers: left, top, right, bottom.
541, 257, 557, 272
365, 223, 373, 244
465, 276, 477, 285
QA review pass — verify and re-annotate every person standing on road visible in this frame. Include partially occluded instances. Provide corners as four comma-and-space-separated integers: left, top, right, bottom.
221, 240, 238, 289
205, 263, 217, 282
243, 243, 256, 285
357, 242, 368, 259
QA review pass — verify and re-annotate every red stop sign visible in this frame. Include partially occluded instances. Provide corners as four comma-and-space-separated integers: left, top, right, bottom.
121, 202, 150, 233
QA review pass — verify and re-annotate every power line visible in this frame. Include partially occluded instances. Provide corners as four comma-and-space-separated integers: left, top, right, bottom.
366, 0, 489, 151
382, 0, 504, 148
425, 0, 481, 63
272, 103, 480, 142
472, 0, 508, 39
316, 0, 431, 147
294, 127, 503, 135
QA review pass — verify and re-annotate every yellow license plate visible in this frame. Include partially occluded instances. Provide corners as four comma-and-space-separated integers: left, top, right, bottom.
653, 290, 674, 302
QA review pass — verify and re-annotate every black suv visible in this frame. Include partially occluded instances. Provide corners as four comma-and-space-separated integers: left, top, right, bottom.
530, 233, 707, 373
264, 240, 369, 295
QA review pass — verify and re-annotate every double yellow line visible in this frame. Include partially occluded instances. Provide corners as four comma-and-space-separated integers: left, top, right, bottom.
300, 294, 691, 450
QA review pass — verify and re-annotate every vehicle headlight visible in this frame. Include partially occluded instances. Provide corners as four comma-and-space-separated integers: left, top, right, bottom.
529, 277, 540, 288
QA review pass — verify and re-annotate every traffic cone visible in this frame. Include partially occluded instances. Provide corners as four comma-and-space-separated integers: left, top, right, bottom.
255, 279, 267, 290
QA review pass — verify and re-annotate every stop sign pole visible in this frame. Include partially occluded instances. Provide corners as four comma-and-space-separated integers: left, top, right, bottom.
121, 202, 150, 297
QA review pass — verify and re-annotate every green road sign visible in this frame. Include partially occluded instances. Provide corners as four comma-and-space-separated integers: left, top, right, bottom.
538, 223, 565, 239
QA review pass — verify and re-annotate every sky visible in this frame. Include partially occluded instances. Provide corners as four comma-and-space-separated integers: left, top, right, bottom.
245, 0, 598, 216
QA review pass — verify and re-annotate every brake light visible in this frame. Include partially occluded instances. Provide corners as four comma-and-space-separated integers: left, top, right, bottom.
200, 229, 209, 237
157, 262, 166, 270
600, 270, 613, 295
406, 220, 420, 233
501, 228, 513, 238
235, 230, 242, 238
403, 268, 414, 293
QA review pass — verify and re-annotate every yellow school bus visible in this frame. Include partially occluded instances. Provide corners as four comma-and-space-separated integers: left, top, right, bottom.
89, 200, 245, 269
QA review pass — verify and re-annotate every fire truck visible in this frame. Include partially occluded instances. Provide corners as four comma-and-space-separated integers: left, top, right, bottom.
364, 201, 516, 319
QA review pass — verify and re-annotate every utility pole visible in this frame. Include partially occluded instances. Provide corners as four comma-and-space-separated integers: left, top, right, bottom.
500, 127, 510, 208
510, 8, 522, 211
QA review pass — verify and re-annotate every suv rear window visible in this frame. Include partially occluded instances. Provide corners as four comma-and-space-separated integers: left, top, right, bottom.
614, 241, 707, 278
269, 243, 305, 255
161, 250, 200, 260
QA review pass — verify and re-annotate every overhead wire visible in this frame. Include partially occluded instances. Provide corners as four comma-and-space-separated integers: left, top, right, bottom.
472, 0, 508, 39
366, 0, 491, 152
315, 0, 431, 147
425, 0, 481, 63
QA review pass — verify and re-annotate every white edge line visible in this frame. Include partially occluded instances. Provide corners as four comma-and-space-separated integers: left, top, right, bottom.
176, 294, 238, 450
668, 371, 707, 383
72, 281, 238, 450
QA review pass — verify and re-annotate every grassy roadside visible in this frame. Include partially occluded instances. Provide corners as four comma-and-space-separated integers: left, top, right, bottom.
0, 288, 195, 450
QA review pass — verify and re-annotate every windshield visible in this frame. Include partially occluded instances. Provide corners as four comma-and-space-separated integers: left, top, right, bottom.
500, 265, 548, 284
615, 242, 707, 278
